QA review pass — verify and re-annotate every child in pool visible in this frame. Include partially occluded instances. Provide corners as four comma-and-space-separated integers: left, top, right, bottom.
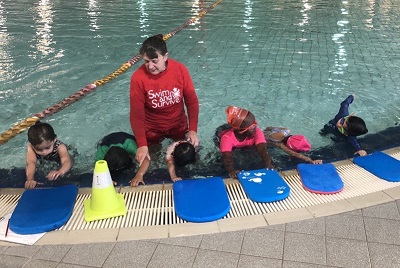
220, 106, 274, 179
319, 94, 368, 156
95, 132, 150, 187
264, 127, 323, 164
25, 121, 72, 189
165, 140, 196, 182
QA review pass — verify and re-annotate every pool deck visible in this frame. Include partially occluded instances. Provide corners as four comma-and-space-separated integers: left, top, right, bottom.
1, 147, 400, 267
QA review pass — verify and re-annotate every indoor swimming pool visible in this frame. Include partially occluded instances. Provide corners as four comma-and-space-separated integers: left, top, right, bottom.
0, 0, 399, 187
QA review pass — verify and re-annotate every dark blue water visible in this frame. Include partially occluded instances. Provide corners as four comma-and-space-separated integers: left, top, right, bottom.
1, 125, 398, 188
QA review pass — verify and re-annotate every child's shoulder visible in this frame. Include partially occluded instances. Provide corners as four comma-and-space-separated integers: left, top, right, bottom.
55, 140, 71, 157
165, 141, 181, 160
220, 128, 233, 138
166, 141, 180, 151
55, 139, 64, 146
100, 132, 135, 146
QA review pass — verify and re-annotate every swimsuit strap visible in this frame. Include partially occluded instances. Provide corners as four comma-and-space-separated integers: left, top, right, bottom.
36, 139, 62, 160
264, 128, 290, 142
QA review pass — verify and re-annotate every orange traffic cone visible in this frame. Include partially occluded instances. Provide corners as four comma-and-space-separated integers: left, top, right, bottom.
83, 160, 127, 222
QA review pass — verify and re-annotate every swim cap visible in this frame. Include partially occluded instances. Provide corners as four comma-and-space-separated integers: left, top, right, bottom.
226, 106, 249, 129
286, 135, 311, 152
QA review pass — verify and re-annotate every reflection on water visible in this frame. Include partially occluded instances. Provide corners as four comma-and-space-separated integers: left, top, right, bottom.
190, 0, 205, 28
0, 0, 13, 83
138, 0, 149, 37
364, 0, 375, 29
328, 1, 350, 95
88, 0, 100, 32
298, 0, 312, 27
241, 0, 253, 55
32, 0, 55, 57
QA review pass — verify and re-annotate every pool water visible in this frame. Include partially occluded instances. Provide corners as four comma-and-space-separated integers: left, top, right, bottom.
1, 0, 399, 187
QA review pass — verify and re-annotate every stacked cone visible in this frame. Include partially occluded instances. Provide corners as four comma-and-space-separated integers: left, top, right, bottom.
84, 160, 127, 222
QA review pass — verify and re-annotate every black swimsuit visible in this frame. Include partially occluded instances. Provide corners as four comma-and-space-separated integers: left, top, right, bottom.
36, 139, 63, 161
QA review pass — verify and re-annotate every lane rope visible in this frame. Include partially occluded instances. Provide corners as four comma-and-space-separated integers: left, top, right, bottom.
0, 0, 223, 145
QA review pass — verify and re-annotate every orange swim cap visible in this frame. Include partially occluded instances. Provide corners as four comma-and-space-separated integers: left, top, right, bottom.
226, 106, 249, 129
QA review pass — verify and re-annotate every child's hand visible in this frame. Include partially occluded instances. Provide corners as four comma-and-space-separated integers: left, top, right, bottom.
46, 170, 63, 181
355, 150, 367, 156
312, 159, 323, 164
229, 170, 240, 179
129, 176, 145, 187
25, 180, 37, 189
265, 164, 274, 170
171, 176, 182, 182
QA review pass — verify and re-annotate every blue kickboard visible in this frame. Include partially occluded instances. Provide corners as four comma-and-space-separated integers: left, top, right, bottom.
238, 169, 290, 202
173, 177, 230, 223
353, 152, 400, 182
297, 163, 344, 194
10, 184, 78, 234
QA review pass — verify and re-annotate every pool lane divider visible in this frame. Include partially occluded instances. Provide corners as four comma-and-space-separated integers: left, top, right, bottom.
0, 0, 223, 146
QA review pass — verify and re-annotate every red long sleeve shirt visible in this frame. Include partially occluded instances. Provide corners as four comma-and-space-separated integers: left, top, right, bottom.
130, 59, 199, 147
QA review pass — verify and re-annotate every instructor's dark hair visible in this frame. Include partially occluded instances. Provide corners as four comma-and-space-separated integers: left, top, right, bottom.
139, 34, 167, 59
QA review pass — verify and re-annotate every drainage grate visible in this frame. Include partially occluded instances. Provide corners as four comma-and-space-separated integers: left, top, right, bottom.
1, 152, 399, 230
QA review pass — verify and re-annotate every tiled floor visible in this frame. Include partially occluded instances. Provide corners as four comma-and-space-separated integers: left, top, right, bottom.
1, 188, 400, 268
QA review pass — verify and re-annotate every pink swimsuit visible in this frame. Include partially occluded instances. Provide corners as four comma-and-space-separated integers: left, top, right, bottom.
219, 128, 266, 152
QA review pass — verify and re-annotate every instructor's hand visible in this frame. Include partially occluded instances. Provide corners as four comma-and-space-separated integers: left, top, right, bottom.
136, 146, 151, 166
187, 130, 199, 147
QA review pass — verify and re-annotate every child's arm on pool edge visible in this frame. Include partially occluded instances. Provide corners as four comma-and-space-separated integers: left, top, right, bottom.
166, 158, 182, 182
222, 151, 240, 179
255, 143, 274, 169
25, 144, 38, 188
273, 142, 323, 164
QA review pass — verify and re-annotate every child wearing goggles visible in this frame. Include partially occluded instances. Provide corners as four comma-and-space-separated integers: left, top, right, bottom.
320, 95, 368, 156
219, 106, 274, 179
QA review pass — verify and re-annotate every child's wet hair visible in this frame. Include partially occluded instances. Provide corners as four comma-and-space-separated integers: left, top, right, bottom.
104, 146, 135, 173
27, 121, 57, 146
139, 34, 167, 59
346, 116, 368, 136
174, 142, 196, 166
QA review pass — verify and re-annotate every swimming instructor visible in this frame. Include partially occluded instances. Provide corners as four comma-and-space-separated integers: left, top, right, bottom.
130, 34, 200, 166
